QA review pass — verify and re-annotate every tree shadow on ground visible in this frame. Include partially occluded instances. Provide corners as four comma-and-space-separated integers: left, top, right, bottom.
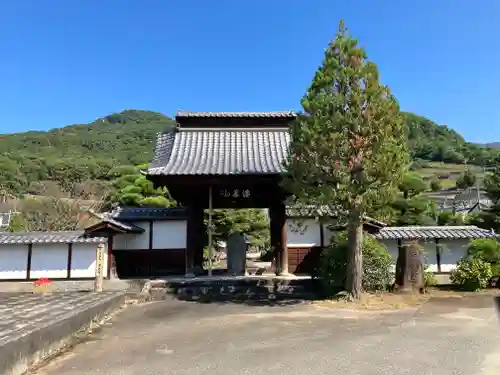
170, 279, 321, 307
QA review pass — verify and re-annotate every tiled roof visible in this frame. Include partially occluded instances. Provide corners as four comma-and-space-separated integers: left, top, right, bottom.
175, 110, 297, 119
93, 217, 145, 233
0, 231, 107, 245
374, 226, 496, 241
108, 207, 188, 221
148, 128, 290, 176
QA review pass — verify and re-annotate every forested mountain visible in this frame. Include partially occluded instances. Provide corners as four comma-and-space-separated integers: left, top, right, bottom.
0, 110, 175, 196
0, 109, 498, 198
485, 142, 500, 149
405, 112, 499, 165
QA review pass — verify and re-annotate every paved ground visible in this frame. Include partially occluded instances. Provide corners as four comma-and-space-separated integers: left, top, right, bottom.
32, 295, 500, 375
0, 292, 122, 343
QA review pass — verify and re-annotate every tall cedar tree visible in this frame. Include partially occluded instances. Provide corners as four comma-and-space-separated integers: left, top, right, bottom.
285, 21, 408, 299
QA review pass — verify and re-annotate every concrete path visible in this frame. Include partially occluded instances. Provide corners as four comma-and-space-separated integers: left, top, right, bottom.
32, 295, 500, 375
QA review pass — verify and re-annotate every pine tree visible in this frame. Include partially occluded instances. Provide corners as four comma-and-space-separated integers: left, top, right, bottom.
285, 21, 408, 299
392, 172, 436, 226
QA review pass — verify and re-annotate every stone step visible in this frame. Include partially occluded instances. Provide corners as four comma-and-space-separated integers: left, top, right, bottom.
143, 278, 319, 302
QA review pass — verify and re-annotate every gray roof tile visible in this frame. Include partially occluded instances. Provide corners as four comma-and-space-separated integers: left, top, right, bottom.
374, 226, 497, 241
109, 207, 187, 221
0, 231, 107, 245
175, 110, 297, 119
148, 128, 290, 176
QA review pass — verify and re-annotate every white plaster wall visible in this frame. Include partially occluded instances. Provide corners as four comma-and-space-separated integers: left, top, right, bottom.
379, 238, 470, 273
71, 243, 108, 278
439, 239, 469, 272
113, 221, 150, 250
0, 244, 29, 279
152, 220, 187, 249
286, 219, 321, 247
30, 243, 69, 279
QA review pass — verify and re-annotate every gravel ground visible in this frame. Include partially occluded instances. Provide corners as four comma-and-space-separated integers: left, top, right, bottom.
32, 294, 500, 375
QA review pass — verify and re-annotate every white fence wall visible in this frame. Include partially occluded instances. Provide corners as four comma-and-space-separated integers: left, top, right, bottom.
72, 243, 108, 278
152, 221, 187, 249
370, 239, 469, 273
0, 242, 106, 280
30, 244, 68, 279
113, 221, 150, 250
0, 244, 29, 280
113, 220, 188, 251
286, 219, 321, 247
285, 218, 472, 273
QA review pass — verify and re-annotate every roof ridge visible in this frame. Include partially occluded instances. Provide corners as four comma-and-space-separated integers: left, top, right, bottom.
382, 225, 483, 230
175, 110, 298, 119
1, 230, 86, 234
177, 127, 290, 132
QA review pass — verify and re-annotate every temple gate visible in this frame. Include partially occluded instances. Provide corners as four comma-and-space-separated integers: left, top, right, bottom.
145, 110, 297, 276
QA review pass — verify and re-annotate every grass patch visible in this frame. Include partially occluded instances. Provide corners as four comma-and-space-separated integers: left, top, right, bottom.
315, 288, 500, 310
317, 291, 429, 310
414, 162, 485, 188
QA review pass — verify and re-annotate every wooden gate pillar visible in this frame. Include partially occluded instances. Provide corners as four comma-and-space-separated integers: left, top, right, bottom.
186, 205, 204, 276
269, 202, 289, 276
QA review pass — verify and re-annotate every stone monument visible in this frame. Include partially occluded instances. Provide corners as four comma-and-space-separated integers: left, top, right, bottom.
226, 232, 247, 276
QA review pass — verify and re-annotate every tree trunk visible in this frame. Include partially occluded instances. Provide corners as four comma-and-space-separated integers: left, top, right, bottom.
394, 241, 424, 293
345, 212, 363, 300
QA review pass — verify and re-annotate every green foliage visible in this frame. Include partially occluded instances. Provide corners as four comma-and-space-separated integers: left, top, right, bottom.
0, 106, 498, 204
467, 238, 500, 263
423, 268, 438, 287
468, 169, 500, 232
456, 170, 477, 189
399, 172, 428, 198
284, 20, 407, 297
0, 110, 175, 197
450, 258, 492, 291
429, 178, 442, 192
106, 166, 175, 208
466, 238, 500, 276
391, 172, 435, 226
285, 20, 408, 224
317, 232, 393, 295
437, 211, 465, 226
206, 209, 269, 249
405, 112, 500, 166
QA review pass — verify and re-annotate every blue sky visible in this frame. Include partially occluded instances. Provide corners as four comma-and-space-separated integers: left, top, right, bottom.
1, 1, 499, 142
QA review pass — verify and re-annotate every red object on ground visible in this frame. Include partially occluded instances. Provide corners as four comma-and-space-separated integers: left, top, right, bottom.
33, 278, 52, 286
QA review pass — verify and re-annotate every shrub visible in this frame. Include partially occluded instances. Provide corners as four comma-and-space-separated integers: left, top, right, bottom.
450, 258, 492, 291
318, 232, 393, 295
467, 238, 500, 277
430, 178, 442, 192
423, 266, 438, 287
467, 238, 500, 262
